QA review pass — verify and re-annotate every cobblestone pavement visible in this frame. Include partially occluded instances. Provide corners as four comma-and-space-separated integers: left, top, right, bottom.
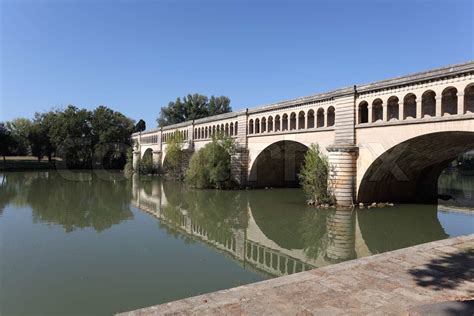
118, 234, 474, 315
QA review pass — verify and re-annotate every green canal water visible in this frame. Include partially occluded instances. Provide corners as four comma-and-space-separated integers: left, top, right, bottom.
0, 171, 473, 315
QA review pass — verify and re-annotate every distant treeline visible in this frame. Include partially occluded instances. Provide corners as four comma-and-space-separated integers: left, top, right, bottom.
0, 105, 142, 169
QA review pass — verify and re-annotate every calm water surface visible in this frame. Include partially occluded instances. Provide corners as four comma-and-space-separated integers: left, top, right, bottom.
0, 171, 473, 315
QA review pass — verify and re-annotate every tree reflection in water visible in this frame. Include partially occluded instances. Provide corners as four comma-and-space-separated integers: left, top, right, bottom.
1, 171, 133, 232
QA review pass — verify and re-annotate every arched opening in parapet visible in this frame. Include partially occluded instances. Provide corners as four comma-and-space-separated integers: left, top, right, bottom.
290, 112, 297, 130
255, 118, 260, 134
372, 99, 383, 122
282, 114, 288, 130
465, 84, 474, 114
248, 119, 254, 134
225, 123, 229, 136
327, 106, 335, 127
387, 96, 399, 121
317, 108, 325, 127
403, 93, 417, 119
230, 123, 234, 136
275, 115, 281, 132
442, 87, 458, 116
249, 140, 309, 188
358, 101, 369, 124
307, 110, 315, 128
298, 111, 305, 129
422, 90, 436, 117
358, 131, 474, 204
261, 117, 266, 133
268, 116, 274, 132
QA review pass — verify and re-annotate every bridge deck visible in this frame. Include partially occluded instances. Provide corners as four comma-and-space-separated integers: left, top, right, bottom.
118, 234, 473, 315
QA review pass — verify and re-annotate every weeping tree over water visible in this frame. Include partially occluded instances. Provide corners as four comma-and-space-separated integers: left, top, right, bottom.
298, 144, 335, 205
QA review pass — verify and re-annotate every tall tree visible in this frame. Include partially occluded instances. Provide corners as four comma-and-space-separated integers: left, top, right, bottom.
5, 118, 33, 156
0, 123, 17, 162
157, 94, 231, 127
134, 119, 146, 133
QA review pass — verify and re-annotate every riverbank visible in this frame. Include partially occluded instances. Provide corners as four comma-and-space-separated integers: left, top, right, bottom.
118, 234, 474, 315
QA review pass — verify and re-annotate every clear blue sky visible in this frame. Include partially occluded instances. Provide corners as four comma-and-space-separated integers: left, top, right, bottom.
1, 0, 473, 128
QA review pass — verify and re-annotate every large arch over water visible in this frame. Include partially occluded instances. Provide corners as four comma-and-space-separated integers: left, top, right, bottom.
248, 140, 309, 188
358, 131, 474, 203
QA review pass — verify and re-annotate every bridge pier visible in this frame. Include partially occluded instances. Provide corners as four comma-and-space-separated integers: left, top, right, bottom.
327, 145, 358, 206
231, 148, 249, 187
132, 150, 140, 171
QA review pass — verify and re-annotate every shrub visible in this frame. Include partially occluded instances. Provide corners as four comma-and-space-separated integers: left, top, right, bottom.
164, 131, 184, 179
186, 134, 235, 189
298, 144, 335, 205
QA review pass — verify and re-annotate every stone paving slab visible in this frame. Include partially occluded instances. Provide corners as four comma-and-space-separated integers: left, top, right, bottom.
118, 234, 474, 315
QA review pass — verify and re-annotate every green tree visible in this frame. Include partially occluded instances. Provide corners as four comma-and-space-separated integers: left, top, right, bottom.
90, 106, 134, 169
157, 94, 231, 127
164, 131, 184, 179
0, 123, 17, 162
186, 134, 235, 189
5, 118, 32, 156
50, 105, 92, 168
298, 144, 334, 205
134, 119, 146, 133
33, 111, 57, 162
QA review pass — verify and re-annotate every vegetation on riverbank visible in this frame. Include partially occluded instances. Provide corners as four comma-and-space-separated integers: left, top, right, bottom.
298, 144, 335, 206
1, 106, 138, 169
164, 131, 185, 180
186, 134, 235, 189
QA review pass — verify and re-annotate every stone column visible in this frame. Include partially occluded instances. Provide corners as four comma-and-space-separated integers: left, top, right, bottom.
436, 96, 442, 117
416, 96, 422, 119
382, 102, 387, 122
399, 100, 404, 120
327, 145, 358, 206
132, 150, 140, 171
368, 106, 373, 123
457, 92, 464, 115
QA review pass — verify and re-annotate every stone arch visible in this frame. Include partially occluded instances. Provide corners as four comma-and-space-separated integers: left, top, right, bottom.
234, 122, 238, 135
248, 120, 254, 134
205, 127, 209, 138
317, 108, 325, 127
268, 116, 274, 132
327, 106, 335, 127
307, 109, 315, 128
282, 114, 288, 130
275, 115, 281, 131
290, 112, 297, 130
441, 86, 458, 116
261, 117, 267, 133
358, 101, 369, 124
298, 111, 305, 129
249, 140, 309, 188
225, 123, 229, 136
141, 148, 153, 159
358, 131, 474, 203
422, 90, 436, 117
387, 96, 399, 121
465, 84, 474, 114
403, 93, 417, 119
255, 118, 260, 134
230, 122, 234, 136
372, 99, 383, 122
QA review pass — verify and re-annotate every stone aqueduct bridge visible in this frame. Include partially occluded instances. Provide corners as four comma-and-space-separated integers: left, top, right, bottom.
133, 62, 474, 205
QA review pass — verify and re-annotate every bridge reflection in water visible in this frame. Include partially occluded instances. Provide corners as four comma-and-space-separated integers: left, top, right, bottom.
131, 175, 451, 277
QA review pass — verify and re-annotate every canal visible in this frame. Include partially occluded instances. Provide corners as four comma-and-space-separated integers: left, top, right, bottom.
0, 171, 473, 315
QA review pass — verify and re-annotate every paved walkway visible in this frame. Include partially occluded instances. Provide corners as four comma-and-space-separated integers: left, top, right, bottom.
119, 235, 474, 315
